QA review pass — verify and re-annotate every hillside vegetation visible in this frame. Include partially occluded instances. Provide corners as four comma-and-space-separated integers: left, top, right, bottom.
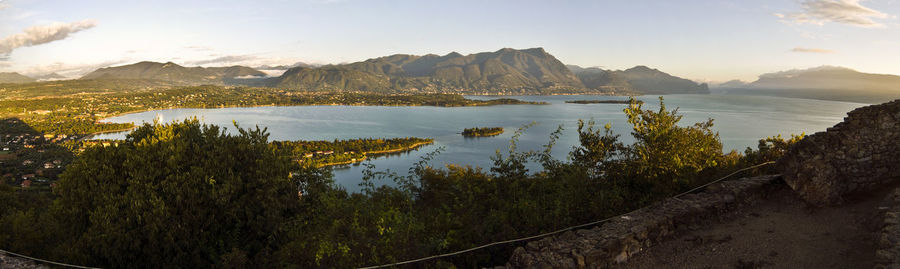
0, 98, 799, 268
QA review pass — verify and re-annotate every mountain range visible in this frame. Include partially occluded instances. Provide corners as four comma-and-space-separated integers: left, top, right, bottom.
34, 73, 68, 81
80, 61, 267, 85
712, 66, 900, 103
0, 72, 67, 83
0, 72, 37, 84
272, 48, 708, 94
567, 65, 709, 94
11, 48, 896, 102
46, 48, 708, 95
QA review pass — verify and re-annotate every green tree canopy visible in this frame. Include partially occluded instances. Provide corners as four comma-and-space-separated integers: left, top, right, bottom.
51, 119, 300, 268
623, 97, 723, 185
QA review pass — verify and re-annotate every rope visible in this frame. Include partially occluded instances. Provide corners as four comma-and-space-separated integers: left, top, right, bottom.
358, 161, 776, 269
673, 161, 775, 199
0, 162, 774, 269
0, 249, 101, 269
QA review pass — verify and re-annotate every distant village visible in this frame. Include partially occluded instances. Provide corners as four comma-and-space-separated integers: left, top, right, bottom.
0, 118, 87, 190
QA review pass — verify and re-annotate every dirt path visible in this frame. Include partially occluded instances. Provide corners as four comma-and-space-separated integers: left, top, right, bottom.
615, 186, 886, 269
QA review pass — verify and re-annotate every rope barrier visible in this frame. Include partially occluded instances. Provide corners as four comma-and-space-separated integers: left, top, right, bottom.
358, 161, 776, 269
0, 249, 101, 269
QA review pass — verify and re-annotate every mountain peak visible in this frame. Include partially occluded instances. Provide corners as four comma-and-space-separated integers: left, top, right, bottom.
625, 65, 656, 72
444, 51, 463, 58
522, 47, 547, 55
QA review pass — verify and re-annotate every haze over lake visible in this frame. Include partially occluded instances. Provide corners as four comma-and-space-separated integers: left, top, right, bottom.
95, 94, 865, 191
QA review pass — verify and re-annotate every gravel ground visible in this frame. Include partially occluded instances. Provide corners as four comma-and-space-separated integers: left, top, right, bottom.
614, 186, 886, 269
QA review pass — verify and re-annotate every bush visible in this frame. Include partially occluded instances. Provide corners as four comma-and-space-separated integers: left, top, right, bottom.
50, 119, 301, 268
1, 97, 765, 268
739, 133, 806, 174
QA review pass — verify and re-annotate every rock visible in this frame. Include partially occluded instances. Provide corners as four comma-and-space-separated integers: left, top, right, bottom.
778, 100, 900, 206
506, 175, 779, 267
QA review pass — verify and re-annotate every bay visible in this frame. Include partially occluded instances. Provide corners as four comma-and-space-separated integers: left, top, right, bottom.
93, 94, 866, 191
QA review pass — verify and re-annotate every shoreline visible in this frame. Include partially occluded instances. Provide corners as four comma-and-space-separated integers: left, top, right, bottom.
94, 99, 553, 123
78, 126, 139, 142
313, 141, 433, 168
89, 92, 643, 123
83, 92, 633, 138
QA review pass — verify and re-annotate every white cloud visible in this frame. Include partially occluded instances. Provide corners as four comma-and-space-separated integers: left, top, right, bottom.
24, 60, 127, 78
0, 20, 98, 55
777, 0, 889, 27
0, 3, 9, 11
184, 45, 214, 52
791, 47, 836, 53
185, 55, 258, 66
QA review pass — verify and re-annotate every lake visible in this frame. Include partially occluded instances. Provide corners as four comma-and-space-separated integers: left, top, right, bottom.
93, 94, 866, 191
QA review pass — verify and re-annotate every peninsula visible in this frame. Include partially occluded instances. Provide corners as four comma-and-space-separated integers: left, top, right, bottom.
565, 99, 641, 104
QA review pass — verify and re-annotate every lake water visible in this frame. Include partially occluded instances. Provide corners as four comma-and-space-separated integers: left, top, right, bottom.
94, 94, 866, 191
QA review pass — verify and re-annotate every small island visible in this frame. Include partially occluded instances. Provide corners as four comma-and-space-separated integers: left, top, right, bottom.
462, 127, 504, 137
273, 137, 433, 168
565, 100, 642, 104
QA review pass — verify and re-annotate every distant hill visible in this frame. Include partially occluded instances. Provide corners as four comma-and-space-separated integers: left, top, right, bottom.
274, 66, 390, 91
274, 48, 587, 93
567, 65, 710, 94
713, 66, 900, 103
81, 61, 266, 85
78, 49, 710, 95
256, 62, 315, 70
33, 72, 67, 81
273, 48, 706, 95
0, 72, 37, 84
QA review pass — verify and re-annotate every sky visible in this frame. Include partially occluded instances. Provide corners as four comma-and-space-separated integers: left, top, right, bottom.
0, 0, 898, 82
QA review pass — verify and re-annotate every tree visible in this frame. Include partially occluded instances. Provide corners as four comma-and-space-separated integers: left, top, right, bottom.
51, 119, 300, 268
622, 97, 723, 191
570, 119, 625, 178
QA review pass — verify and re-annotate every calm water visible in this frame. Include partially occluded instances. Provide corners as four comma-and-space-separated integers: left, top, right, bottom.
94, 94, 866, 191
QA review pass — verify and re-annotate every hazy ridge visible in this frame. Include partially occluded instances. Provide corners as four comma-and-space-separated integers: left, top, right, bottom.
713, 66, 900, 103
7, 48, 710, 95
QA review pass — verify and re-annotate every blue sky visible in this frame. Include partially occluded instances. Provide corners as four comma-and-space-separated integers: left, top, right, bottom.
0, 0, 898, 82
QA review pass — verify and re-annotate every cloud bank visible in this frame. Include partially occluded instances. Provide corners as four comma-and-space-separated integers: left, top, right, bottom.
186, 55, 258, 65
776, 0, 889, 27
0, 20, 97, 55
25, 60, 126, 78
791, 47, 836, 53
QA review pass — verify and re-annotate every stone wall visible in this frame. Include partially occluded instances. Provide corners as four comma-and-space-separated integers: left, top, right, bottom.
877, 188, 900, 268
0, 252, 48, 269
504, 175, 780, 268
777, 100, 900, 206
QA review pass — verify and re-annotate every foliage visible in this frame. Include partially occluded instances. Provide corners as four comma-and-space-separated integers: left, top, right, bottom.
739, 133, 806, 174
461, 127, 504, 137
1, 79, 544, 135
272, 137, 433, 167
271, 97, 731, 267
49, 119, 301, 268
621, 97, 724, 192
0, 97, 787, 268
